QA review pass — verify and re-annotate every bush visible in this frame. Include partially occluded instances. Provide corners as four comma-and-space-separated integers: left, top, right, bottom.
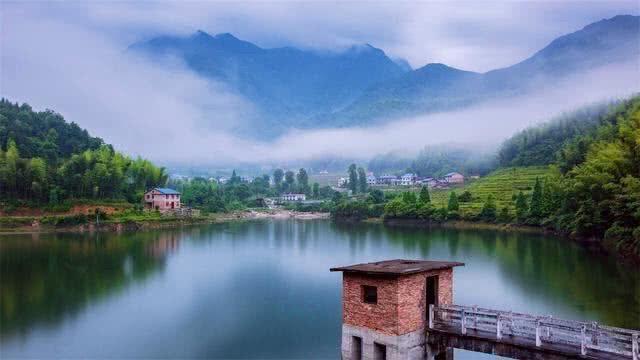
458, 191, 473, 202
447, 210, 460, 220
431, 207, 449, 222
497, 206, 512, 223
332, 201, 369, 220
367, 203, 385, 218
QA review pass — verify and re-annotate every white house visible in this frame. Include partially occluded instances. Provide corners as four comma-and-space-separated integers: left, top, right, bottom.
338, 177, 348, 187
366, 174, 377, 186
444, 172, 465, 184
281, 193, 306, 202
378, 175, 400, 186
400, 173, 417, 186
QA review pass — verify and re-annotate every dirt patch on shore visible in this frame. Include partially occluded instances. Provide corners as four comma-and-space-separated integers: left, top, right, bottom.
244, 209, 330, 220
1, 204, 129, 217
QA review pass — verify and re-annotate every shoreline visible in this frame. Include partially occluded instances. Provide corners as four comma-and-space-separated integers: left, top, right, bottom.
3, 211, 635, 263
377, 217, 638, 264
0, 209, 330, 235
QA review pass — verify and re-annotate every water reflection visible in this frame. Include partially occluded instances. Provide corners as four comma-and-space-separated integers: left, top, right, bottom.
0, 220, 637, 358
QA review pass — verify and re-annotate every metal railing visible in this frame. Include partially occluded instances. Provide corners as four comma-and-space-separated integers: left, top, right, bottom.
429, 304, 640, 359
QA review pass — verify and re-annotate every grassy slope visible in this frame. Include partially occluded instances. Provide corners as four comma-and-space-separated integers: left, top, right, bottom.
429, 166, 554, 216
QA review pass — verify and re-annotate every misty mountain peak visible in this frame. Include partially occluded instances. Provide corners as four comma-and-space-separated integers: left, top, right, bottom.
214, 32, 240, 41
419, 63, 464, 73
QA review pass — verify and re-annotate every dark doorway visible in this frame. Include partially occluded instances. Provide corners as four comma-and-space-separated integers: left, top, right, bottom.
351, 336, 362, 360
426, 275, 439, 321
373, 342, 386, 360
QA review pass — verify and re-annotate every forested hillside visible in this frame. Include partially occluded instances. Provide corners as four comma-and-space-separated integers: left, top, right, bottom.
0, 99, 168, 205
498, 101, 620, 167
345, 96, 640, 259
553, 96, 640, 254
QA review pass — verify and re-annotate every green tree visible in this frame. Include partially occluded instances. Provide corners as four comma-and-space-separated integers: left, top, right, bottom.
369, 189, 385, 204
528, 177, 543, 223
5, 139, 18, 196
312, 182, 320, 198
479, 194, 497, 221
515, 191, 528, 223
348, 164, 358, 194
498, 206, 512, 223
357, 167, 367, 193
447, 191, 459, 211
284, 170, 295, 192
296, 168, 310, 194
229, 170, 240, 185
402, 191, 417, 204
458, 191, 473, 202
419, 186, 431, 204
273, 169, 284, 192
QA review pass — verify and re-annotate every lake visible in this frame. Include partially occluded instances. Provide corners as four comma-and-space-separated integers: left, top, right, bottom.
1, 220, 638, 359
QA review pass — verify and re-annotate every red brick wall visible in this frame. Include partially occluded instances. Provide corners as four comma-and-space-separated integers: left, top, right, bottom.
342, 273, 399, 335
397, 269, 454, 334
342, 269, 454, 336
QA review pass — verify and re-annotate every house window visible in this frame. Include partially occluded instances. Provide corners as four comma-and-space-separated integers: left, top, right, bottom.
362, 285, 377, 304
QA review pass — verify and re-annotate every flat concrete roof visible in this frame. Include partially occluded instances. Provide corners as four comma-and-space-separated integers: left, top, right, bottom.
330, 259, 464, 276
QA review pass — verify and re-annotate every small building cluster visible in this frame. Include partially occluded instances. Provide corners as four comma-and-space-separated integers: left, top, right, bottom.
280, 193, 306, 202
340, 172, 466, 189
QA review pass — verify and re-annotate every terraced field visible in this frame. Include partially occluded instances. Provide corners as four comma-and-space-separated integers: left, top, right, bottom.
429, 166, 555, 216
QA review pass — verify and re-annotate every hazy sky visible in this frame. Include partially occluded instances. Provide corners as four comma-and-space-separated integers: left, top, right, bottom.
1, 1, 639, 166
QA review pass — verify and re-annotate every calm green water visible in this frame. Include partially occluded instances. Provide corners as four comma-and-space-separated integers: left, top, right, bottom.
1, 220, 638, 359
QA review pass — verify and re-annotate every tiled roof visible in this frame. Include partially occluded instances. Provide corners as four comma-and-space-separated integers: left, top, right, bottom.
153, 187, 181, 195
330, 259, 464, 276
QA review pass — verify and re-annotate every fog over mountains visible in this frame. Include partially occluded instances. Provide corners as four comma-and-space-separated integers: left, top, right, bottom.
130, 15, 639, 138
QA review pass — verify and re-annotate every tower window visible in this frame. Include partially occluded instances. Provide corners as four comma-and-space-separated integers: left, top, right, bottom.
362, 285, 377, 304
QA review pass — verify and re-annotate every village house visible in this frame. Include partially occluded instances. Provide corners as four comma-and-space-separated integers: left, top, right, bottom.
417, 177, 437, 188
338, 177, 348, 187
366, 173, 377, 186
280, 193, 306, 202
443, 172, 465, 184
144, 188, 181, 211
400, 173, 417, 186
377, 175, 400, 186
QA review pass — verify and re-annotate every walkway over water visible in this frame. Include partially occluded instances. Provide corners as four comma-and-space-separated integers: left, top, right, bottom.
429, 304, 640, 359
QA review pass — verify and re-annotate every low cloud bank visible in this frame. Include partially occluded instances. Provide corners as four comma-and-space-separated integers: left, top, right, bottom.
1, 5, 639, 168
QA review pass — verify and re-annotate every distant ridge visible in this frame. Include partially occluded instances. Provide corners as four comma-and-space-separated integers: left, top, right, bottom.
129, 30, 408, 137
129, 15, 640, 137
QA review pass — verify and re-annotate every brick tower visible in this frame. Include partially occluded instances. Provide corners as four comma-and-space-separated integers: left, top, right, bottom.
330, 259, 464, 360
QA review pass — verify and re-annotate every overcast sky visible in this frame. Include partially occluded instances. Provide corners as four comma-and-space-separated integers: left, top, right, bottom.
4, 1, 637, 71
1, 1, 639, 166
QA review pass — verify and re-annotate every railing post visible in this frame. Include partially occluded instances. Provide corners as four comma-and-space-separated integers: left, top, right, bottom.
429, 304, 434, 329
591, 322, 598, 346
461, 309, 467, 335
535, 318, 542, 347
496, 314, 502, 340
581, 325, 587, 356
473, 305, 478, 329
632, 333, 638, 360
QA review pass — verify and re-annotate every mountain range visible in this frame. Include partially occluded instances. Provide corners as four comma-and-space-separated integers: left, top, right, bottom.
129, 15, 640, 138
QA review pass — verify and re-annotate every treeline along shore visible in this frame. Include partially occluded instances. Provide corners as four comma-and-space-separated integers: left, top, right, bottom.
2, 96, 639, 262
